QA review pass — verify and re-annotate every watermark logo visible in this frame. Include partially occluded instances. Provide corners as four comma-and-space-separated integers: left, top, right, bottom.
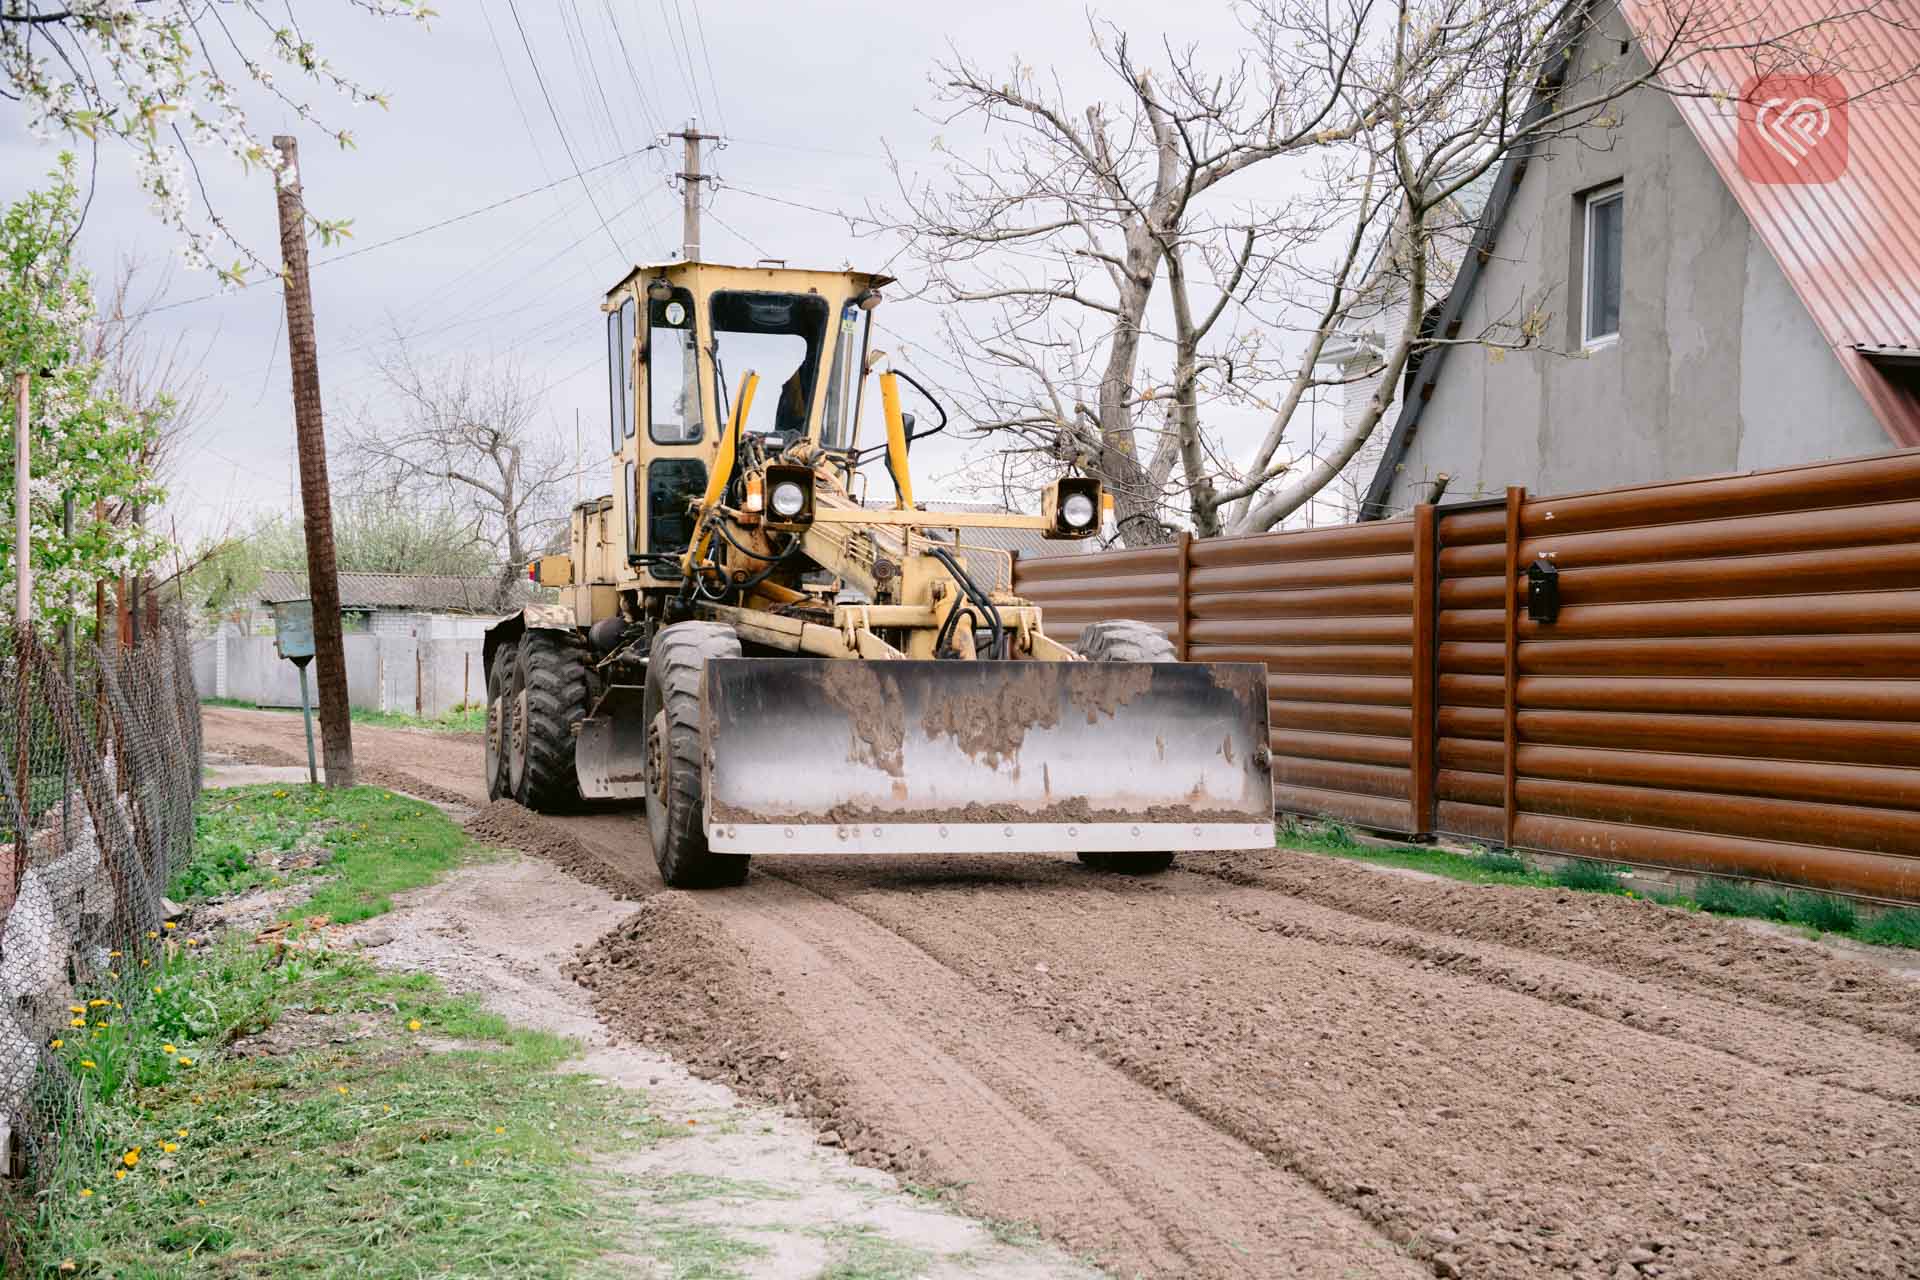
1739, 75, 1848, 184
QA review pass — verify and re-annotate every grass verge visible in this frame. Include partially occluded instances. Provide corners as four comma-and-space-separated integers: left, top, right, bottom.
179, 784, 470, 925
12, 935, 674, 1277
200, 696, 486, 735
1277, 818, 1920, 950
1276, 817, 1551, 887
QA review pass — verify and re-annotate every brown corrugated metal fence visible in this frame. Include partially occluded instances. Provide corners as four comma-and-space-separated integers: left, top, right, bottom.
1013, 448, 1920, 903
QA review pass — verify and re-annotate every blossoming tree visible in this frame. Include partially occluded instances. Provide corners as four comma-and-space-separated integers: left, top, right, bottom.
2, 157, 166, 630
1, 0, 434, 282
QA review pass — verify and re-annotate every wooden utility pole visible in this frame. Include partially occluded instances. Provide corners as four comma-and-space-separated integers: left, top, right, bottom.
272, 135, 355, 788
670, 121, 718, 260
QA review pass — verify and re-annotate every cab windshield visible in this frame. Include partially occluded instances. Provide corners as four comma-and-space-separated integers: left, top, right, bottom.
709, 291, 830, 443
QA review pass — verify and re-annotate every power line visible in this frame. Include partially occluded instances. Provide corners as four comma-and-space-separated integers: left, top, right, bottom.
655, 0, 706, 119
687, 0, 729, 133
134, 146, 658, 319
502, 0, 628, 259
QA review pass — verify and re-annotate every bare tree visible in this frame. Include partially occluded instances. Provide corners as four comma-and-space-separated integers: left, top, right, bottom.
893, 9, 1385, 544
341, 339, 574, 608
900, 0, 1920, 541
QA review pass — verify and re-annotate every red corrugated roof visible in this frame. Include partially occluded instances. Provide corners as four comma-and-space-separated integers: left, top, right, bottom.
1621, 0, 1920, 446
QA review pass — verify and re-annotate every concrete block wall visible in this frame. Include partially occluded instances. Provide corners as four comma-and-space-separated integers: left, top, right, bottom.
194, 630, 489, 718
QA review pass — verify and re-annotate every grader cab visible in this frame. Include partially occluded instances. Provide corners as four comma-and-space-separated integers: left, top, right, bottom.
483, 260, 1274, 887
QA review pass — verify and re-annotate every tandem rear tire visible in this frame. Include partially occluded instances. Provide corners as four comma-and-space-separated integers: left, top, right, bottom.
645, 622, 751, 889
1075, 620, 1179, 877
484, 645, 514, 801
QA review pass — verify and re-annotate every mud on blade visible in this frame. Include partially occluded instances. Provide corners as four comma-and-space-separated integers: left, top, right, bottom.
701, 658, 1273, 854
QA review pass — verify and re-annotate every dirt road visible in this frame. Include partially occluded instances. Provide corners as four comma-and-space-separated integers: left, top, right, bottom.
203, 706, 1920, 1280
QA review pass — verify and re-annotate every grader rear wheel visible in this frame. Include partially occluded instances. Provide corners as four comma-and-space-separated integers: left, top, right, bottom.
484, 645, 514, 801
644, 622, 750, 889
1074, 620, 1179, 877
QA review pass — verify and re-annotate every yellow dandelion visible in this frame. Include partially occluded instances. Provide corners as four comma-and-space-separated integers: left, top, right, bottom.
88, 999, 108, 1008
152, 986, 162, 994
68, 1004, 84, 1015
162, 1142, 178, 1153
163, 921, 177, 931
336, 1085, 349, 1096
114, 1169, 127, 1181
79, 1059, 96, 1069
49, 1038, 63, 1049
177, 1128, 189, 1138
140, 959, 149, 967
162, 1043, 177, 1054
78, 1188, 92, 1198
147, 931, 158, 939
197, 1199, 205, 1206
68, 1018, 85, 1028
186, 938, 199, 947
94, 1021, 108, 1028
109, 950, 122, 958
494, 1126, 505, 1134
176, 1056, 194, 1067
108, 972, 118, 980
192, 1095, 204, 1104
122, 1150, 139, 1167
407, 1019, 421, 1032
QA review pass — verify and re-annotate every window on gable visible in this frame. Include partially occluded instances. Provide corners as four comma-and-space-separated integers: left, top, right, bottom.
1583, 184, 1624, 347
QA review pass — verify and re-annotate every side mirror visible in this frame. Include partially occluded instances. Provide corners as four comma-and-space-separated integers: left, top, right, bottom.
901, 412, 916, 435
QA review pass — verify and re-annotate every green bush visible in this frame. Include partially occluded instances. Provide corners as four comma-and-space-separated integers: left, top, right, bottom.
1551, 859, 1625, 894
1859, 908, 1920, 949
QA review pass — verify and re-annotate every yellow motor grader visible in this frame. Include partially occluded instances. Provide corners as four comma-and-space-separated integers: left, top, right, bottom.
483, 260, 1273, 887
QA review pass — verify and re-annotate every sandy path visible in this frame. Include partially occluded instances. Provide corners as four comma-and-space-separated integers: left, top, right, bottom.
203, 707, 1920, 1280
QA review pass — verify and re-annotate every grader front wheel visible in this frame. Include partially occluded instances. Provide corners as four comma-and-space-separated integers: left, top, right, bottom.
1074, 620, 1179, 877
644, 622, 751, 889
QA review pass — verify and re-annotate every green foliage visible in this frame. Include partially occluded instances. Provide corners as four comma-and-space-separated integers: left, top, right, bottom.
199, 696, 486, 735
18, 941, 666, 1278
184, 493, 501, 617
1, 158, 166, 625
1276, 819, 1550, 887
1858, 909, 1920, 949
1551, 860, 1627, 894
1694, 879, 1860, 933
178, 784, 470, 925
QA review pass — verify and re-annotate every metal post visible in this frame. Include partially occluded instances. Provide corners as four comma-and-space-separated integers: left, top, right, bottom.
297, 661, 317, 786
273, 135, 356, 788
62, 494, 73, 841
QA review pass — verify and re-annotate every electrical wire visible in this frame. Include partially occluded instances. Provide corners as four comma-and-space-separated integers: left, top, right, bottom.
503, 0, 628, 259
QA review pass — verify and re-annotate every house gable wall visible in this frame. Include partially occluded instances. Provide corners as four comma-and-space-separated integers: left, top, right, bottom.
1382, 6, 1886, 512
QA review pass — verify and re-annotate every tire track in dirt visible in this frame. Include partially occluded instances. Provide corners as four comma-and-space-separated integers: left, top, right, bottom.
206, 710, 1419, 1278
1184, 849, 1920, 1049
768, 856, 1920, 1279
203, 710, 1920, 1279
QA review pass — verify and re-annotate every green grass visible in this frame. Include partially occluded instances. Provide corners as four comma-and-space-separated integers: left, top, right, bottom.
201, 696, 486, 735
1276, 818, 1551, 887
178, 784, 470, 924
13, 937, 676, 1278
1551, 859, 1628, 895
637, 1222, 771, 1279
1279, 818, 1920, 951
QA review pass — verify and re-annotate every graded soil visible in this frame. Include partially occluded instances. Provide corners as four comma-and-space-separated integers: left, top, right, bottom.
202, 706, 1920, 1280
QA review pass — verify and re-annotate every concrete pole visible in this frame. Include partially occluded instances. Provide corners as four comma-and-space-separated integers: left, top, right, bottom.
272, 135, 355, 788
672, 121, 716, 261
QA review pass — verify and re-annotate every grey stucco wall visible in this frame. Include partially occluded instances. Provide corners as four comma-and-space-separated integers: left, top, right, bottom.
194, 633, 487, 717
1381, 7, 1890, 512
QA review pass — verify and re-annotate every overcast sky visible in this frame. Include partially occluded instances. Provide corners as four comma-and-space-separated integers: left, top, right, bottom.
1, 0, 1318, 546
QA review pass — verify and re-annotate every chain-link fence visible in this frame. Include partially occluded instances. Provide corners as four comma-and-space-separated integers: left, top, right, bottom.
0, 623, 201, 1187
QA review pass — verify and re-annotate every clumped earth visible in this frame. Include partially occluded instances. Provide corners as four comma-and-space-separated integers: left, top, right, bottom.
202, 706, 1920, 1280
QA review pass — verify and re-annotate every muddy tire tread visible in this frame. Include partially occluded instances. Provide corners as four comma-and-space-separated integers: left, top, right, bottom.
648, 622, 750, 888
516, 629, 592, 812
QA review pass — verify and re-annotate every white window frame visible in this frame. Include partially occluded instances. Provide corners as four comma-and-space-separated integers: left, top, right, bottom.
1582, 184, 1624, 350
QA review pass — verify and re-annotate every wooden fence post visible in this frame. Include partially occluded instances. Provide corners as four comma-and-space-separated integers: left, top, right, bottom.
1500, 486, 1525, 848
1409, 504, 1437, 838
1174, 531, 1192, 660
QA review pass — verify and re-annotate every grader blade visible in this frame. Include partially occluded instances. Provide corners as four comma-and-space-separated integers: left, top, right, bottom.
701, 659, 1274, 854
575, 684, 649, 800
